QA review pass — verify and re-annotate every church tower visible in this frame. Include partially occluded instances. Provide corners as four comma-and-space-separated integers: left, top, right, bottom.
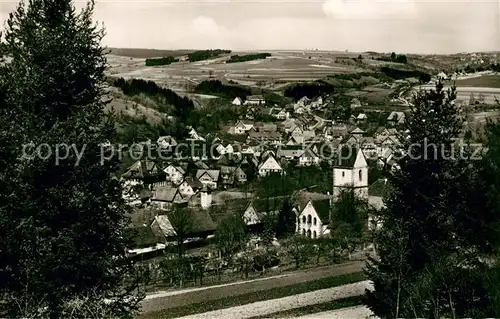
333, 147, 368, 201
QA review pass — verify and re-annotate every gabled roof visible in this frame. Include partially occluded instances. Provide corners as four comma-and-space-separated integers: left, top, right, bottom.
122, 160, 159, 179
312, 199, 331, 223
196, 169, 220, 181
152, 187, 185, 203
182, 176, 204, 189
300, 147, 319, 159
351, 127, 365, 134
334, 146, 360, 168
258, 154, 282, 171
293, 191, 333, 213
387, 111, 405, 121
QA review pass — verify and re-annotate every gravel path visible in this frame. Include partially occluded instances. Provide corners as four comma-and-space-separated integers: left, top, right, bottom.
174, 281, 372, 319
296, 305, 374, 319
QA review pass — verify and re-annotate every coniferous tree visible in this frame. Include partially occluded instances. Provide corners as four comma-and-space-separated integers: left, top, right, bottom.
275, 198, 296, 239
0, 0, 142, 317
364, 82, 500, 318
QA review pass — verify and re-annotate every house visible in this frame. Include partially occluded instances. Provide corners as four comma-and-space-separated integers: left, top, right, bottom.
232, 120, 254, 135
187, 127, 205, 141
296, 199, 331, 238
122, 160, 164, 185
151, 209, 217, 239
151, 186, 186, 210
277, 145, 305, 160
272, 108, 289, 120
333, 147, 368, 200
356, 113, 367, 123
163, 164, 186, 185
350, 98, 361, 109
244, 95, 266, 106
387, 111, 405, 126
436, 72, 448, 80
298, 148, 320, 166
351, 127, 365, 137
232, 97, 243, 106
157, 135, 177, 150
258, 154, 283, 177
196, 169, 220, 189
178, 176, 204, 197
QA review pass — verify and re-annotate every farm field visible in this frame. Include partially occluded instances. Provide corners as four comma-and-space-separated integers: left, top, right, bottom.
139, 262, 364, 318
453, 75, 500, 88
107, 50, 370, 91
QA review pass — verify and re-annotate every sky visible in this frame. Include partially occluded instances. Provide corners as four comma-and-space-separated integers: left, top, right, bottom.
0, 0, 498, 53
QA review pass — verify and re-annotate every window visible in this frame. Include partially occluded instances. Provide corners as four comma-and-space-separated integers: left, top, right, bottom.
307, 215, 312, 224
302, 229, 306, 236
342, 171, 345, 177
297, 218, 300, 225
313, 217, 317, 225
313, 231, 317, 239
307, 229, 312, 238
302, 216, 306, 223
359, 169, 362, 181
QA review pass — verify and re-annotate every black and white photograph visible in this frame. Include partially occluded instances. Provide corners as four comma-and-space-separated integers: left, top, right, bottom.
0, 0, 500, 318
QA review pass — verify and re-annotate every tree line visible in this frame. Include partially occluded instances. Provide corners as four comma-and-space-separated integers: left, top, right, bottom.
188, 49, 231, 62
145, 56, 179, 66
194, 80, 252, 99
112, 77, 194, 122
284, 80, 335, 101
226, 53, 271, 63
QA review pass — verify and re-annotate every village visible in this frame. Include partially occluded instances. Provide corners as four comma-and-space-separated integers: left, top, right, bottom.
121, 88, 405, 256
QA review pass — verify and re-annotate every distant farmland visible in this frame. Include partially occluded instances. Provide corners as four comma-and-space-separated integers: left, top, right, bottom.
454, 75, 500, 88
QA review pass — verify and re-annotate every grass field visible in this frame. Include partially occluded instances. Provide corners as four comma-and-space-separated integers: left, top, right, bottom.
454, 75, 500, 88
138, 272, 365, 319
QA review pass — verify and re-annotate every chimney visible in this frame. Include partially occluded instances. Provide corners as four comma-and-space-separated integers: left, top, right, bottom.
200, 185, 212, 209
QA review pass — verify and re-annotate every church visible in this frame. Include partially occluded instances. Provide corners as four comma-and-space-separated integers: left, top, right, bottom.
295, 147, 387, 238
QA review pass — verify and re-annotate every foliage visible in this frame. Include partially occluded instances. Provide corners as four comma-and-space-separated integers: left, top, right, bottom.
226, 53, 271, 63
193, 80, 251, 99
327, 94, 352, 122
377, 52, 408, 64
275, 199, 296, 239
380, 67, 430, 81
284, 80, 335, 101
167, 206, 195, 258
282, 235, 312, 269
0, 0, 142, 317
364, 82, 500, 318
330, 189, 369, 258
112, 77, 194, 122
145, 56, 179, 66
188, 49, 231, 62
215, 212, 249, 264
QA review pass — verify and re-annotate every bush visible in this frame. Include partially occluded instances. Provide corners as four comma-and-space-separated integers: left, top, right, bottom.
188, 49, 231, 62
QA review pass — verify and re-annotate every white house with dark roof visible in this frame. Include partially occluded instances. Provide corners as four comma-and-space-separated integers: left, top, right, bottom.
258, 154, 283, 177
232, 97, 243, 106
387, 111, 405, 126
196, 169, 220, 189
298, 148, 320, 166
333, 147, 368, 200
163, 164, 185, 185
296, 199, 331, 238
